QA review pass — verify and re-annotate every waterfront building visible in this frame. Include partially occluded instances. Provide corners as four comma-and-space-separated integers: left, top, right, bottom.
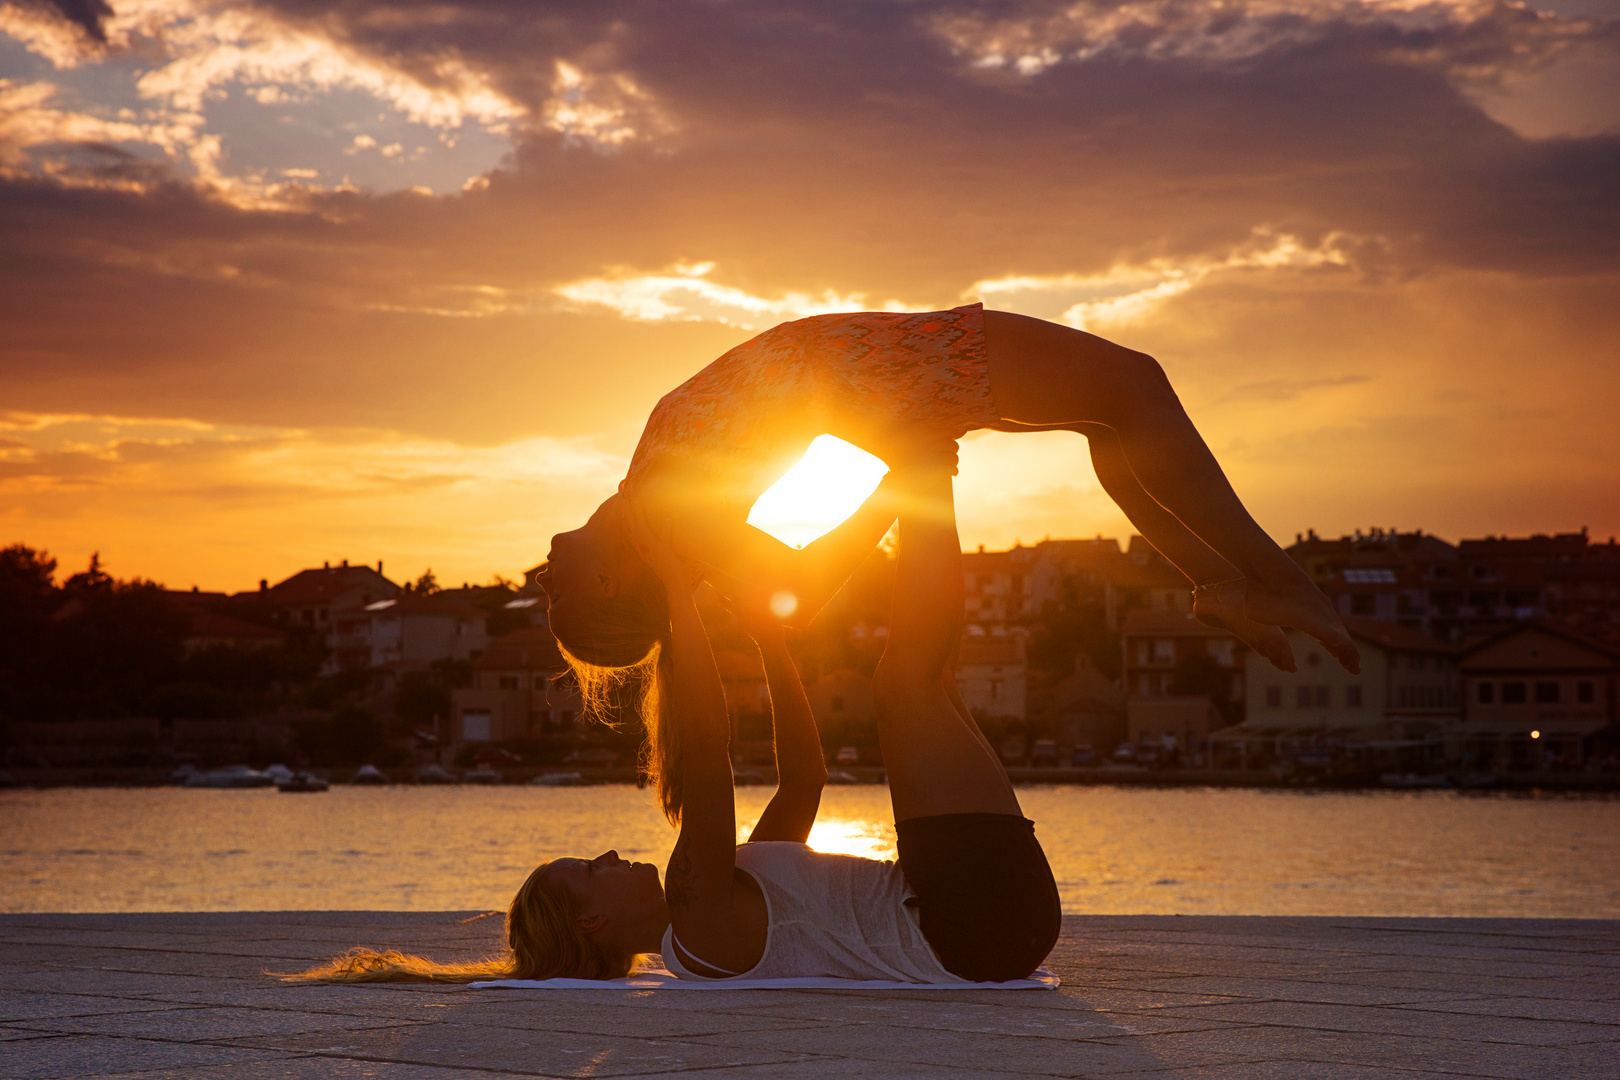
1220, 619, 1459, 770
1119, 610, 1244, 758
802, 667, 875, 741
1456, 621, 1619, 771
1034, 653, 1127, 757
956, 632, 1028, 722
450, 627, 579, 744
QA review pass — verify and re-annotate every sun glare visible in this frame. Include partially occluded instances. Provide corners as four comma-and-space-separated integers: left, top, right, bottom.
746, 435, 889, 548
736, 817, 897, 860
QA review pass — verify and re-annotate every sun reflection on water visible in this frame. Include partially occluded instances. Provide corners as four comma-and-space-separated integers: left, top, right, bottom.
736, 816, 897, 861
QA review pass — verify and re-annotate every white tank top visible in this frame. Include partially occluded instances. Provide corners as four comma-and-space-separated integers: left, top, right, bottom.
660, 841, 963, 983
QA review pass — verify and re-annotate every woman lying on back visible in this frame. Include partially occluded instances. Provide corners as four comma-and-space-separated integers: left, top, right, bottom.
291, 456, 1059, 983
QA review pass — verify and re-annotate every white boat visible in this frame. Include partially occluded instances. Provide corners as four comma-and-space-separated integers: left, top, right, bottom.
184, 765, 275, 789
463, 764, 503, 784
349, 764, 389, 785
276, 771, 330, 793
414, 764, 458, 784
263, 763, 295, 783
826, 770, 860, 785
529, 771, 583, 787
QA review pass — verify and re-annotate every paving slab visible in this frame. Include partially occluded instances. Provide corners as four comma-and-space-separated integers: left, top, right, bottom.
1, 913, 1615, 1078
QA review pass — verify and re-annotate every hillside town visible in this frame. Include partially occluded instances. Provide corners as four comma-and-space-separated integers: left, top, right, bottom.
3, 525, 1618, 787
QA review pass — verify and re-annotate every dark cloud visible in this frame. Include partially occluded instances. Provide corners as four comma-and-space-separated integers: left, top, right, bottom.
1, 0, 1617, 571
12, 0, 113, 44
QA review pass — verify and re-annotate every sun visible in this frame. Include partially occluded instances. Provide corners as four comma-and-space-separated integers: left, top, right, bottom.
746, 435, 889, 548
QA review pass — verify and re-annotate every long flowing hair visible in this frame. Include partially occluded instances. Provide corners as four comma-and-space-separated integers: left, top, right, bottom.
549, 573, 686, 825
281, 862, 640, 983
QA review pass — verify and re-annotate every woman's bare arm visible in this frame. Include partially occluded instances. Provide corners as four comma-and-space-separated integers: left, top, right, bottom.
621, 505, 756, 973
743, 621, 826, 844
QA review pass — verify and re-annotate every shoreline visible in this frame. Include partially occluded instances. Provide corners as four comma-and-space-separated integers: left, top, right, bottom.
5, 764, 1618, 792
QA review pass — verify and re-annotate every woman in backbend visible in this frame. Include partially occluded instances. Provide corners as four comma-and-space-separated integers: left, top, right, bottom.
294, 457, 1059, 983
541, 303, 1357, 817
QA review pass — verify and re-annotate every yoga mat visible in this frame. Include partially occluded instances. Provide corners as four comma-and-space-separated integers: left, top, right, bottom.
470, 967, 1059, 991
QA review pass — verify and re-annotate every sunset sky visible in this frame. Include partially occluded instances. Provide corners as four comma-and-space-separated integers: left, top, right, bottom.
3, 0, 1618, 592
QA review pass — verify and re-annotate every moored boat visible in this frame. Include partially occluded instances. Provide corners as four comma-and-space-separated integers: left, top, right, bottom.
276, 771, 330, 793
529, 771, 583, 786
349, 764, 389, 785
184, 765, 276, 789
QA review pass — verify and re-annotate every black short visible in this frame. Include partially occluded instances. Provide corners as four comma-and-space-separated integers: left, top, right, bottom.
895, 813, 1061, 983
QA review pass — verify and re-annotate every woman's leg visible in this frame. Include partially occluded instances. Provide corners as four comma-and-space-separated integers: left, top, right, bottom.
1075, 422, 1295, 671
871, 467, 1021, 823
982, 309, 1358, 673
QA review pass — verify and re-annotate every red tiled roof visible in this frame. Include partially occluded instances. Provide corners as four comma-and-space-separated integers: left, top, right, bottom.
1459, 619, 1620, 661
269, 565, 399, 606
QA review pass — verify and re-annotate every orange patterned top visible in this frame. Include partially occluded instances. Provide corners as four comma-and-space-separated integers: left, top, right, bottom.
625, 303, 999, 506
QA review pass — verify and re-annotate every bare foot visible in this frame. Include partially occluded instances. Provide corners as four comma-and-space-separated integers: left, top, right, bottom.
1244, 577, 1361, 674
1194, 579, 1297, 672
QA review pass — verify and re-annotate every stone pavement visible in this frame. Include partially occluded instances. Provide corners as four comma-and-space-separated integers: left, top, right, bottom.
2, 913, 1616, 1079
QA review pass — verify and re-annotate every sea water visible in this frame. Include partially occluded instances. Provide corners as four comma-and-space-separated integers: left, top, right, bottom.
3, 786, 1616, 916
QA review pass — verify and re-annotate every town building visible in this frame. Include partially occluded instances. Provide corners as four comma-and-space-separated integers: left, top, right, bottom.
259, 561, 400, 630
1119, 610, 1245, 757
1462, 531, 1620, 642
803, 667, 876, 743
1033, 653, 1126, 755
451, 627, 580, 743
962, 544, 1043, 624
1127, 697, 1224, 758
1455, 622, 1619, 771
1217, 619, 1459, 770
1286, 526, 1620, 645
1119, 610, 1244, 703
955, 632, 1027, 721
327, 594, 486, 672
964, 536, 1192, 634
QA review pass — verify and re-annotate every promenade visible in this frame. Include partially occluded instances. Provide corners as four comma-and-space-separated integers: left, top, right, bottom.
2, 913, 1615, 1079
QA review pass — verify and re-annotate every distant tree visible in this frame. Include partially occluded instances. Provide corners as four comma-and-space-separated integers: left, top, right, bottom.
0, 545, 59, 721
294, 706, 385, 765
11, 553, 188, 721
411, 568, 441, 595
61, 551, 112, 595
144, 681, 240, 720
393, 658, 472, 735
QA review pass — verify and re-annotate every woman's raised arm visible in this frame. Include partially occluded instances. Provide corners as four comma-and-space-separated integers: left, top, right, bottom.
620, 504, 756, 972
739, 616, 826, 844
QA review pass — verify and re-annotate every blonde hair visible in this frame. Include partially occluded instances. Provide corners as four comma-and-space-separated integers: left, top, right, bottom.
549, 573, 686, 825
282, 862, 639, 983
